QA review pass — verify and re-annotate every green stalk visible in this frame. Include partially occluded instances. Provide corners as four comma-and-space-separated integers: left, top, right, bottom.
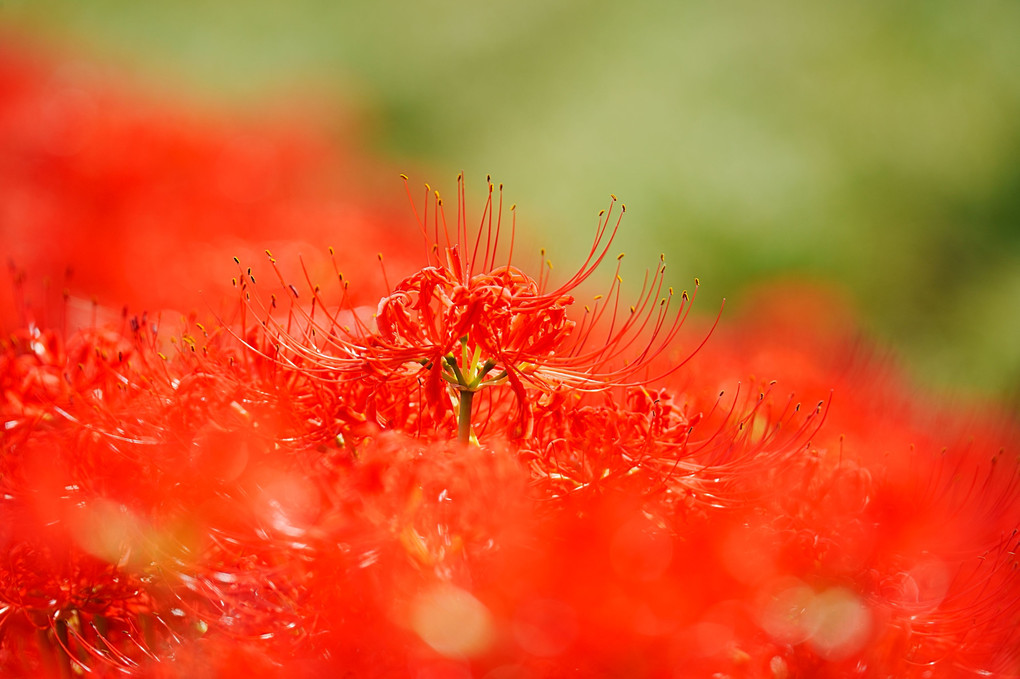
458, 389, 475, 445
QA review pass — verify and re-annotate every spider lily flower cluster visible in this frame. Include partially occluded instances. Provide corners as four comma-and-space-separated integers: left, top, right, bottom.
239, 176, 704, 447
2, 41, 1020, 679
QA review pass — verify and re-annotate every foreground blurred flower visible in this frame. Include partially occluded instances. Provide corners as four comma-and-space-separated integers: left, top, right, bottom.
2, 39, 1020, 679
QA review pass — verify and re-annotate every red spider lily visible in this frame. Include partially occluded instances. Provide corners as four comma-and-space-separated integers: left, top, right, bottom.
676, 284, 1020, 677
239, 175, 716, 445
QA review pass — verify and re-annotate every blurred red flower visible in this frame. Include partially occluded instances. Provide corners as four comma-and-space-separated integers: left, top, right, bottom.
0, 35, 412, 325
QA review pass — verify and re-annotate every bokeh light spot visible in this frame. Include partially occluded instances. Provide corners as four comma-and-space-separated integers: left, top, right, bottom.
411, 583, 495, 658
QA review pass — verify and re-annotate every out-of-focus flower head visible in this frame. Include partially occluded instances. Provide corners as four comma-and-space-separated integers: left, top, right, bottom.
0, 34, 412, 325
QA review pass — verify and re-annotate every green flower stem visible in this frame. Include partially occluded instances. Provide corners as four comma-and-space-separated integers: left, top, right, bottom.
444, 355, 466, 384
445, 341, 504, 445
458, 388, 475, 445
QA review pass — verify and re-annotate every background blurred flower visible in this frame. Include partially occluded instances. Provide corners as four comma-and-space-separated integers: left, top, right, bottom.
0, 35, 414, 326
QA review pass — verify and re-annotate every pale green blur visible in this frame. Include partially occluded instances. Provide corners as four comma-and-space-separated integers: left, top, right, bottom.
6, 0, 1020, 402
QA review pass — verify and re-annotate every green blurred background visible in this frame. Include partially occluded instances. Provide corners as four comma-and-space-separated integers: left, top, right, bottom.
5, 0, 1020, 404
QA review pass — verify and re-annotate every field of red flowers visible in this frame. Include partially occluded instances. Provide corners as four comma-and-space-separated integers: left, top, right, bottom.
2, 40, 1019, 678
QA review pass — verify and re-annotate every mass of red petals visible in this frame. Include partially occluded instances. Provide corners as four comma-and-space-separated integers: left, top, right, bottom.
2, 39, 1020, 679
240, 177, 701, 442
